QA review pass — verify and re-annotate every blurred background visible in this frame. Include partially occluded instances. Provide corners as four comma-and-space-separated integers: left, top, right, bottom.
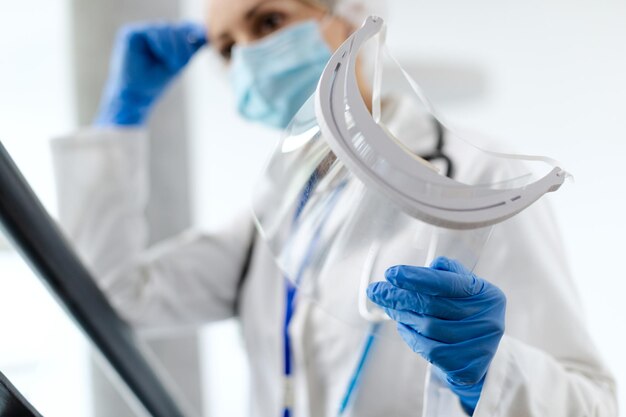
0, 0, 624, 416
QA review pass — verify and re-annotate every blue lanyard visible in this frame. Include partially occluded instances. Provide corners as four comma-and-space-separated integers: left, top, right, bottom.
337, 323, 380, 415
282, 176, 377, 417
283, 281, 297, 417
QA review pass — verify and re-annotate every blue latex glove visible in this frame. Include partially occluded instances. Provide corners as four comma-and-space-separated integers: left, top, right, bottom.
95, 22, 208, 126
367, 257, 506, 415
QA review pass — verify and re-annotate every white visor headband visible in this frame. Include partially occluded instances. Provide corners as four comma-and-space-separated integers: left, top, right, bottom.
315, 16, 568, 230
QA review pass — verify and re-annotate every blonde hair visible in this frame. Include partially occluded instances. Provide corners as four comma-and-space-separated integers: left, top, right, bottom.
297, 0, 379, 27
297, 0, 337, 10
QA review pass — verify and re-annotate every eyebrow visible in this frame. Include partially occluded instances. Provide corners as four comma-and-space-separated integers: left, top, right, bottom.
245, 0, 282, 21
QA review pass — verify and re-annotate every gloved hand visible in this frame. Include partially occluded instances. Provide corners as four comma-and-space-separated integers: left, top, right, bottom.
367, 257, 506, 415
95, 22, 208, 126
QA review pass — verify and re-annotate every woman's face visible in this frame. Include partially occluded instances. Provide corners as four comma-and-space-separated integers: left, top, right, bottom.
207, 0, 351, 61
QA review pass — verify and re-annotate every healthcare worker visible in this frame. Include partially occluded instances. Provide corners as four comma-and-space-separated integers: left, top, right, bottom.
51, 0, 617, 416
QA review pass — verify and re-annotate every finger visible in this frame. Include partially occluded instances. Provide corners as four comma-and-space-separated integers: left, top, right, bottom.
383, 308, 481, 344
367, 282, 479, 320
181, 22, 209, 48
430, 256, 472, 275
171, 23, 208, 66
396, 322, 441, 359
368, 282, 428, 311
145, 23, 207, 71
385, 262, 483, 298
396, 323, 483, 384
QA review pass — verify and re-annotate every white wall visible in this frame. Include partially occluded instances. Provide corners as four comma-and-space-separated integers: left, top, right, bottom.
184, 0, 626, 414
384, 0, 626, 409
0, 1, 90, 415
0, 0, 75, 212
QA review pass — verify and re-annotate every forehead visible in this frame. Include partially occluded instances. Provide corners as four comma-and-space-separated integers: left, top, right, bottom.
207, 0, 321, 39
207, 0, 262, 19
207, 0, 286, 33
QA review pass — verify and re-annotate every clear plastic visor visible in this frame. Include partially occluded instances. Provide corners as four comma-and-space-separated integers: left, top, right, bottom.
251, 19, 564, 332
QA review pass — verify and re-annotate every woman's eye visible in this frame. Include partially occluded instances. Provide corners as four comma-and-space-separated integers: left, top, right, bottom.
220, 43, 234, 60
257, 12, 286, 36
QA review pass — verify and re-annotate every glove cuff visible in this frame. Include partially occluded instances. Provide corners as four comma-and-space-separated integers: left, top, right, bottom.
446, 374, 486, 416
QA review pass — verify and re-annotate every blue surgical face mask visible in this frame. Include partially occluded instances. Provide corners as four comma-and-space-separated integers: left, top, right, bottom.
230, 20, 333, 129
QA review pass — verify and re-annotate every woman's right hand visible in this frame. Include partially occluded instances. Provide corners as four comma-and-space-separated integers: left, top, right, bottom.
94, 22, 208, 127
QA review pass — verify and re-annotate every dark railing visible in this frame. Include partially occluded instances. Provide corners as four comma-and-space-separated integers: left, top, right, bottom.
0, 371, 43, 417
0, 141, 186, 417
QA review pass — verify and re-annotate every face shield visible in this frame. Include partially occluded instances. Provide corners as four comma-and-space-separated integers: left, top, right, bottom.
252, 16, 568, 332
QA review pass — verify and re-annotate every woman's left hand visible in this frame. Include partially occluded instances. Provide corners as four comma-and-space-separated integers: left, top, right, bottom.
367, 256, 506, 415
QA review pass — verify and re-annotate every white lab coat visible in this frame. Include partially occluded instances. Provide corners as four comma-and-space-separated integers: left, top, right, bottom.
51, 95, 617, 417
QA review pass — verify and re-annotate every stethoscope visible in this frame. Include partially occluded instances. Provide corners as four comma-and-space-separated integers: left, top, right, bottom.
281, 118, 453, 417
420, 118, 455, 179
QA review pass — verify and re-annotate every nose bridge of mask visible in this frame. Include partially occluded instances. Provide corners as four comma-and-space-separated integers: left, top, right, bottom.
234, 20, 316, 58
230, 19, 333, 129
314, 16, 569, 230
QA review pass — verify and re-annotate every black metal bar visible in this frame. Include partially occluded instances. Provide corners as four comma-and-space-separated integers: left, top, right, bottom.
0, 141, 186, 417
0, 371, 43, 417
